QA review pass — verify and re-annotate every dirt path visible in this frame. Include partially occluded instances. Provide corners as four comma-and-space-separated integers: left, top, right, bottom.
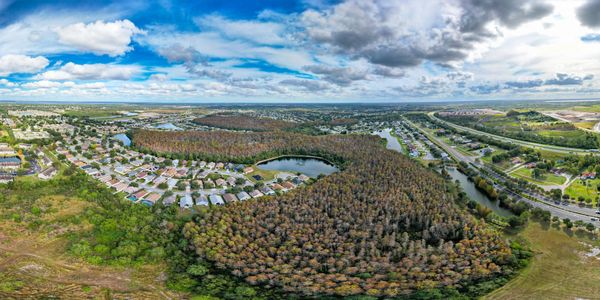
0, 232, 181, 299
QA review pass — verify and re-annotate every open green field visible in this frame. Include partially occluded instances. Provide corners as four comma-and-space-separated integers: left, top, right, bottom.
510, 167, 566, 186
572, 104, 600, 113
574, 121, 597, 130
565, 178, 600, 204
485, 223, 600, 299
537, 129, 587, 138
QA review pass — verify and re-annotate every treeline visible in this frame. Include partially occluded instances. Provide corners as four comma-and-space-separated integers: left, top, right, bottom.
135, 129, 518, 298
193, 114, 296, 132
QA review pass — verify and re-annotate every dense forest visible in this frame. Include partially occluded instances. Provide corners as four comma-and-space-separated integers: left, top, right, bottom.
133, 129, 519, 297
193, 114, 296, 132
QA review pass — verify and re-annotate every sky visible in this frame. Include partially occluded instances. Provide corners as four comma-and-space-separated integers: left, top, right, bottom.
1, 0, 600, 102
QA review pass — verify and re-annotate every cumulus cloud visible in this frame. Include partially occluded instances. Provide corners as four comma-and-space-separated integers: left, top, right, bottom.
35, 62, 139, 81
22, 80, 67, 89
505, 79, 544, 88
157, 44, 208, 64
280, 78, 331, 91
0, 79, 15, 87
0, 54, 49, 76
196, 15, 288, 45
371, 66, 405, 78
300, 0, 553, 68
469, 83, 501, 94
501, 73, 594, 90
545, 73, 594, 85
56, 20, 144, 56
577, 0, 600, 28
303, 65, 368, 86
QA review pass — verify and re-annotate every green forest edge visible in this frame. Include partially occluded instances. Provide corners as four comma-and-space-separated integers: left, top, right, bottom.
2, 132, 539, 300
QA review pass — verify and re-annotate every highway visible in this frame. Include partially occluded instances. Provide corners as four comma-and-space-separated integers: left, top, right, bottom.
427, 112, 598, 156
403, 117, 600, 226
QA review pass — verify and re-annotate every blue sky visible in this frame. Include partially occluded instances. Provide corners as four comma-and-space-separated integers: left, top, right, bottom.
1, 0, 600, 102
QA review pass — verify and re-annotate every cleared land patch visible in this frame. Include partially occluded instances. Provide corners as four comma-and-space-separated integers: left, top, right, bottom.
484, 223, 600, 300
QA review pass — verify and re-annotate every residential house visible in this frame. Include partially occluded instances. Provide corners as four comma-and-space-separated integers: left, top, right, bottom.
215, 178, 226, 187
282, 182, 295, 190
260, 186, 275, 195
209, 194, 224, 205
236, 191, 251, 201
195, 195, 209, 206
223, 193, 237, 203
163, 195, 177, 205
180, 194, 193, 208
0, 157, 20, 170
38, 167, 57, 180
249, 190, 264, 198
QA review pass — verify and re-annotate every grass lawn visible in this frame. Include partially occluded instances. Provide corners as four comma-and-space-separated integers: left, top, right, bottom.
247, 166, 279, 182
538, 149, 572, 161
485, 223, 600, 299
565, 178, 600, 205
574, 121, 597, 130
510, 167, 566, 185
537, 129, 587, 139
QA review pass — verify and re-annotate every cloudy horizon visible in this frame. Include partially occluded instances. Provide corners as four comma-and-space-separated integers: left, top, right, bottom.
1, 0, 600, 102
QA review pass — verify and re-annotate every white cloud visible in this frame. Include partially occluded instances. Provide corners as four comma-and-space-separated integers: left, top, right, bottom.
195, 15, 288, 45
0, 9, 128, 56
35, 62, 140, 80
56, 20, 144, 56
22, 80, 65, 89
0, 54, 49, 76
0, 79, 15, 87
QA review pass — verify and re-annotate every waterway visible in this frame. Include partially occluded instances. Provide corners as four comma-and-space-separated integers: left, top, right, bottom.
374, 128, 404, 153
446, 168, 514, 217
377, 128, 513, 217
257, 157, 339, 178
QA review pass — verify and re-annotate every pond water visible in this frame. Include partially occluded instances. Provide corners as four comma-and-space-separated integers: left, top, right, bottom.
374, 128, 404, 153
155, 123, 182, 130
446, 168, 514, 217
113, 133, 131, 146
257, 157, 339, 178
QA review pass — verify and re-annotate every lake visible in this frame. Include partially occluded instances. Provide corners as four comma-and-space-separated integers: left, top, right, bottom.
113, 133, 131, 146
257, 157, 339, 178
